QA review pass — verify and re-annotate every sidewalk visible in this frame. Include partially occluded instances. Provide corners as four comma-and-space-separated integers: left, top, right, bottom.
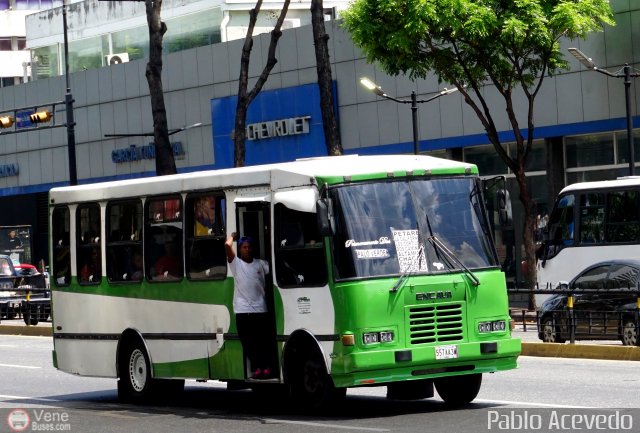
0, 318, 53, 337
1, 319, 639, 361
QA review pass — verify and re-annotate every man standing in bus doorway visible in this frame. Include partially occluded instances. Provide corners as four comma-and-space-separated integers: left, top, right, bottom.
225, 232, 274, 379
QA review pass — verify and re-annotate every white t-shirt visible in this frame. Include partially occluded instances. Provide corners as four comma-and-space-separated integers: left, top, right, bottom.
229, 256, 269, 313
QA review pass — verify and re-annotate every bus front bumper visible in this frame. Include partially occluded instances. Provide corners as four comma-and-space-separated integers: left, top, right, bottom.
331, 337, 521, 388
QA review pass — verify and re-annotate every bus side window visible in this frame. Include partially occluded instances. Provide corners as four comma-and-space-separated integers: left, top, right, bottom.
274, 203, 327, 287
77, 203, 102, 285
606, 190, 640, 243
579, 193, 605, 244
186, 193, 227, 280
145, 196, 184, 282
106, 200, 143, 283
52, 207, 71, 286
544, 194, 575, 259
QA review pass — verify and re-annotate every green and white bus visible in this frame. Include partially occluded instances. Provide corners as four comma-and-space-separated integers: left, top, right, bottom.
49, 154, 520, 406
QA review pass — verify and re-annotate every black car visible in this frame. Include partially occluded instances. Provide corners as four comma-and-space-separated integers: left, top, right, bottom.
0, 255, 50, 324
537, 260, 640, 346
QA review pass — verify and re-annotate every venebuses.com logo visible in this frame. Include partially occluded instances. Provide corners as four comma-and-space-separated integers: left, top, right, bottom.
6, 409, 30, 432
5, 408, 71, 432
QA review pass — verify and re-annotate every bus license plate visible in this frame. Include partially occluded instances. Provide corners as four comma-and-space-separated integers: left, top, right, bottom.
435, 345, 458, 360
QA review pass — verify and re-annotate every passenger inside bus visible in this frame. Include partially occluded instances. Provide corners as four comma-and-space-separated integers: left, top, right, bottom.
152, 241, 182, 279
79, 248, 100, 283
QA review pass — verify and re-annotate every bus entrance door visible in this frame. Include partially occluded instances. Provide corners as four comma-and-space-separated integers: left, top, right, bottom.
235, 202, 279, 380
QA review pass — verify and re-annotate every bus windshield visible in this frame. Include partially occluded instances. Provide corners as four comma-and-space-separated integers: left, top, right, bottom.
330, 177, 497, 280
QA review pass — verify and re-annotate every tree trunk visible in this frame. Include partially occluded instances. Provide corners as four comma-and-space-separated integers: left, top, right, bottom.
514, 166, 538, 310
310, 0, 342, 156
145, 0, 176, 176
234, 0, 291, 167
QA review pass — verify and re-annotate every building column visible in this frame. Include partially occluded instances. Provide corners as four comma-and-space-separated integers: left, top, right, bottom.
545, 136, 565, 205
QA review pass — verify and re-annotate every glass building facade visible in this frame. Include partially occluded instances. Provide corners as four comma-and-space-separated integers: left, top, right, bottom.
32, 8, 223, 79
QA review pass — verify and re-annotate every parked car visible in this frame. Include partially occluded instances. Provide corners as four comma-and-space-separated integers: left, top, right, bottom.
537, 260, 640, 346
0, 255, 50, 324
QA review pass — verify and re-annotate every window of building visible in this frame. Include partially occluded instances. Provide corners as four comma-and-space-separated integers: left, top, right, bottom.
111, 26, 149, 61
566, 133, 614, 168
615, 129, 640, 165
164, 9, 223, 53
76, 203, 102, 285
0, 38, 11, 51
52, 207, 70, 286
14, 0, 61, 9
69, 36, 104, 73
463, 144, 508, 175
185, 193, 226, 280
32, 45, 60, 79
145, 196, 183, 281
274, 203, 327, 287
106, 200, 143, 283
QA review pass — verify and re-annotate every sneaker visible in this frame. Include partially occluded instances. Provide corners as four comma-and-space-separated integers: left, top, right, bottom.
251, 368, 262, 379
261, 368, 272, 378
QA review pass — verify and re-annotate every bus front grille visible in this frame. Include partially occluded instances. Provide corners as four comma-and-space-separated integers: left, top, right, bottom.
408, 303, 464, 345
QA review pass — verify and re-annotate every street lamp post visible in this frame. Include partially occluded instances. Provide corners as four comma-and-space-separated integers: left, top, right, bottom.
568, 48, 640, 176
62, 1, 77, 186
360, 77, 458, 155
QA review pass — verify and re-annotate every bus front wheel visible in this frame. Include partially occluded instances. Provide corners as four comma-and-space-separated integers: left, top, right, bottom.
288, 350, 345, 410
434, 373, 482, 406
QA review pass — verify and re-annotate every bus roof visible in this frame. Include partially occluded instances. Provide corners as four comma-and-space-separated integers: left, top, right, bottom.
49, 154, 478, 204
559, 176, 640, 195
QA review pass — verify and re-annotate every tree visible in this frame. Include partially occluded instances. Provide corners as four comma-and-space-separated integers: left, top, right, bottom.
310, 0, 342, 156
233, 1, 292, 167
343, 0, 613, 306
145, 0, 176, 176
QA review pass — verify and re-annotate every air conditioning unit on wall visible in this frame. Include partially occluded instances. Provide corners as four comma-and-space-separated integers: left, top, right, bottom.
105, 53, 130, 65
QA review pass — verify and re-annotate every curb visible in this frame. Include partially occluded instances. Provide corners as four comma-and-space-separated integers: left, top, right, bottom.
0, 325, 52, 337
522, 342, 640, 361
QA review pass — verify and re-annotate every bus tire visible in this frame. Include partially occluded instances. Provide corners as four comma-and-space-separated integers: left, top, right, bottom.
434, 373, 482, 406
117, 340, 155, 403
620, 319, 638, 346
287, 346, 344, 410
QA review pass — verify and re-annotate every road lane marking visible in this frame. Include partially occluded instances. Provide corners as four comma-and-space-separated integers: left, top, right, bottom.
0, 344, 18, 348
0, 395, 61, 403
477, 399, 596, 409
262, 418, 389, 431
0, 363, 41, 369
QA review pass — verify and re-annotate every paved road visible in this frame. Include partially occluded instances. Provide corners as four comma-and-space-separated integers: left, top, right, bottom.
1, 335, 638, 433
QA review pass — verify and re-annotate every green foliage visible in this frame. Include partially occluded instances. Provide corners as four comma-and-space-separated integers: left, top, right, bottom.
342, 0, 614, 89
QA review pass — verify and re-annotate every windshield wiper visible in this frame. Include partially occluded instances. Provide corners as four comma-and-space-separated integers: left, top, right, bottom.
390, 244, 424, 293
427, 235, 480, 287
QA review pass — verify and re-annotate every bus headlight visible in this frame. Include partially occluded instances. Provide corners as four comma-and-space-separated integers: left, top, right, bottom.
478, 320, 506, 333
363, 330, 394, 345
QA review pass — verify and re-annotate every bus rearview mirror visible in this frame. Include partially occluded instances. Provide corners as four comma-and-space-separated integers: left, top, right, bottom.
316, 199, 333, 237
